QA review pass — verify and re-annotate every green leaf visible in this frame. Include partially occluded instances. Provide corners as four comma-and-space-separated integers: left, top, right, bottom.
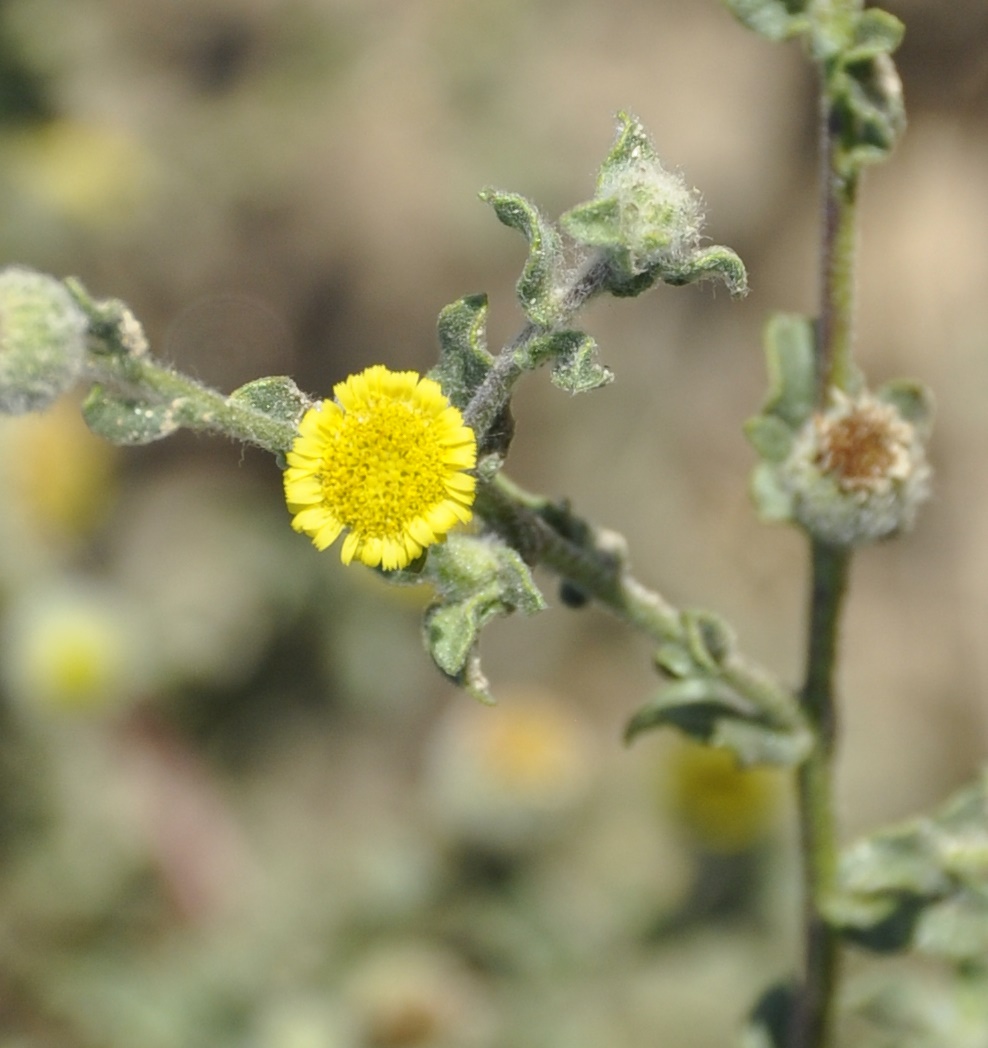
590, 110, 659, 191
721, 0, 811, 43
711, 717, 812, 767
830, 53, 906, 175
742, 982, 796, 1048
749, 461, 795, 522
559, 196, 624, 252
626, 674, 810, 767
548, 332, 613, 394
657, 245, 749, 298
625, 677, 755, 744
759, 312, 817, 428
681, 609, 737, 672
227, 376, 308, 428
421, 535, 545, 702
877, 379, 935, 439
744, 413, 795, 462
654, 642, 695, 680
431, 294, 494, 411
82, 386, 181, 445
916, 888, 988, 962
846, 8, 904, 63
424, 596, 493, 677
479, 189, 564, 327
831, 769, 988, 957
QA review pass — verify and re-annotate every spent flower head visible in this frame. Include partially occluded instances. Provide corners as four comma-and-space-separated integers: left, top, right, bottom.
283, 365, 476, 570
782, 390, 931, 546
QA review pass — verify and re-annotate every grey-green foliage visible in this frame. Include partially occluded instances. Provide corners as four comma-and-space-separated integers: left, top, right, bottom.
626, 608, 812, 767
416, 534, 546, 704
722, 1, 906, 176
828, 769, 988, 960
478, 190, 565, 328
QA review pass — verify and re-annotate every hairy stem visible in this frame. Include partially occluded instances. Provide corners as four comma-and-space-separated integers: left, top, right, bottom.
790, 45, 862, 1045
463, 256, 611, 438
790, 542, 850, 1048
816, 83, 859, 401
85, 349, 297, 454
477, 474, 803, 728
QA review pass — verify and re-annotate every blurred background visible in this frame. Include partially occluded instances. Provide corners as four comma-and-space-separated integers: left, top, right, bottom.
0, 1, 986, 1045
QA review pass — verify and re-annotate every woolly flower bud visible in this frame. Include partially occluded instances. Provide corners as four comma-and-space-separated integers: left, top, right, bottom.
561, 114, 707, 282
0, 267, 88, 414
596, 152, 704, 274
781, 391, 931, 546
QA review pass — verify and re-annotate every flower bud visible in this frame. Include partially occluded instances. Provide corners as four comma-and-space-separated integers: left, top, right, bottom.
0, 267, 88, 414
781, 391, 931, 546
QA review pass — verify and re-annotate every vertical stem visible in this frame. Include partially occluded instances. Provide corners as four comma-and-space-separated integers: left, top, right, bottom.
790, 543, 850, 1048
790, 48, 862, 1047
816, 82, 860, 403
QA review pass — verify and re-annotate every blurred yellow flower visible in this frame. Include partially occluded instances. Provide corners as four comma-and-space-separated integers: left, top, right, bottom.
664, 741, 782, 854
0, 397, 117, 544
0, 581, 146, 715
283, 365, 476, 570
424, 689, 594, 850
8, 119, 152, 227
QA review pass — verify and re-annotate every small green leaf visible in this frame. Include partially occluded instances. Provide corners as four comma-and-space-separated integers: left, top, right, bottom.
721, 0, 811, 43
831, 770, 988, 957
710, 717, 812, 767
749, 461, 795, 522
654, 642, 695, 679
916, 888, 988, 962
599, 110, 660, 178
479, 190, 564, 327
876, 379, 935, 439
227, 376, 309, 427
745, 413, 795, 462
432, 294, 494, 411
840, 825, 949, 897
626, 675, 810, 767
682, 609, 737, 672
421, 535, 545, 702
742, 982, 796, 1048
625, 677, 751, 745
548, 332, 613, 394
82, 386, 181, 445
559, 197, 623, 252
760, 312, 817, 428
846, 8, 904, 63
830, 53, 906, 175
424, 596, 491, 678
657, 245, 748, 298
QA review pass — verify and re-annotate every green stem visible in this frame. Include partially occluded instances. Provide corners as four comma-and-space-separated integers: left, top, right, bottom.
816, 78, 859, 402
789, 542, 850, 1048
463, 256, 610, 439
89, 350, 298, 454
789, 46, 862, 1045
477, 474, 802, 727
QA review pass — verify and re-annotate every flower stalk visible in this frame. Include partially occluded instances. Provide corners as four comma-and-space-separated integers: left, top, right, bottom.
816, 111, 859, 402
89, 350, 299, 453
790, 36, 866, 1045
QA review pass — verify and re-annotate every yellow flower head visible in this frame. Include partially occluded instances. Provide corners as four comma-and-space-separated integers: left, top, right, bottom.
283, 365, 477, 570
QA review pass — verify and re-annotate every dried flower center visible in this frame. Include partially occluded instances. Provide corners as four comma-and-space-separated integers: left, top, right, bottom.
814, 401, 909, 492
